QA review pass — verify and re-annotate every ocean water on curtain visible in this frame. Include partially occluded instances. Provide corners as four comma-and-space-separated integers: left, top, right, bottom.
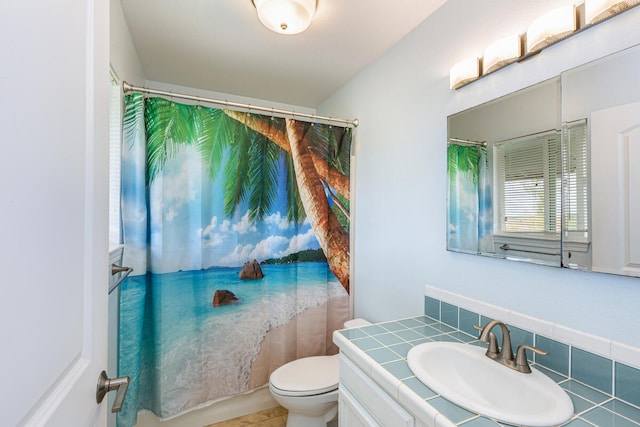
120, 262, 346, 418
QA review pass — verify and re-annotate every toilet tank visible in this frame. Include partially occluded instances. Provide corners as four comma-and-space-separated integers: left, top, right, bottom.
343, 318, 371, 329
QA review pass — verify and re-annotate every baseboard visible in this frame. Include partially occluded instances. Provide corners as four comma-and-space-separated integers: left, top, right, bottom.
134, 387, 279, 427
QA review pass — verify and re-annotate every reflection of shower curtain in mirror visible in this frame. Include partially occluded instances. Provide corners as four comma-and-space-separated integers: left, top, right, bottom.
117, 94, 351, 426
447, 144, 493, 253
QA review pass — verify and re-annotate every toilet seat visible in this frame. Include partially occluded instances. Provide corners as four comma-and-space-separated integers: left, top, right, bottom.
269, 355, 339, 397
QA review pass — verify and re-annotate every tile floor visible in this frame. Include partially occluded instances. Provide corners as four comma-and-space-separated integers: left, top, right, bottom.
206, 407, 288, 427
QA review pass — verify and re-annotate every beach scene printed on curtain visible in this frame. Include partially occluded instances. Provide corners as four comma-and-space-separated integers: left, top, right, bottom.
118, 94, 351, 424
447, 144, 493, 254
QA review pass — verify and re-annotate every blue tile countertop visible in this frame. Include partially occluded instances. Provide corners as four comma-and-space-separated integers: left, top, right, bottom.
333, 316, 640, 427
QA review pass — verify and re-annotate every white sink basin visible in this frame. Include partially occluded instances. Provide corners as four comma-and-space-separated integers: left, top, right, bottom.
407, 342, 574, 426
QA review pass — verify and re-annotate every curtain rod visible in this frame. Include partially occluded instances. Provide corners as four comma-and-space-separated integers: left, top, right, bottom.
448, 137, 487, 147
122, 82, 359, 128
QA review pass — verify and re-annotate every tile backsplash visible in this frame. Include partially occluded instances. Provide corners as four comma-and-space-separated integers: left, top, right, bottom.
424, 286, 640, 409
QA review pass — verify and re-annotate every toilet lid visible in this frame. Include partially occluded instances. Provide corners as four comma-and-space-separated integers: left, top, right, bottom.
269, 355, 339, 396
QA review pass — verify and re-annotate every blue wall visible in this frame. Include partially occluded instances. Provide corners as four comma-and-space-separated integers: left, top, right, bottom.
319, 0, 640, 348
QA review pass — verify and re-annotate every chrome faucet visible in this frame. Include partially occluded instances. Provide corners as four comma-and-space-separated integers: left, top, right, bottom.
476, 320, 548, 374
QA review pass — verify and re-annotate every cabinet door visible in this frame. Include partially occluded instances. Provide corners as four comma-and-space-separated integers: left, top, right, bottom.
339, 386, 381, 427
340, 355, 414, 427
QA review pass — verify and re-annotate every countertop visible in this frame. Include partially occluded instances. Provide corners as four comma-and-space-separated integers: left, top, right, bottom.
333, 315, 640, 427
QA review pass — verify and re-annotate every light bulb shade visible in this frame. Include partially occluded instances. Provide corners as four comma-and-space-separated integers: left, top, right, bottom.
450, 57, 480, 90
253, 0, 316, 35
526, 5, 577, 53
483, 34, 522, 75
584, 0, 638, 24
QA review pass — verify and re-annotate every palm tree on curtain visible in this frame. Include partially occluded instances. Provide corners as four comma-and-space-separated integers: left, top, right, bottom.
123, 94, 351, 293
447, 143, 482, 185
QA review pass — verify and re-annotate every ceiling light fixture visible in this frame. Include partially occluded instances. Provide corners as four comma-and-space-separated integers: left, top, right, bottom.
252, 0, 317, 35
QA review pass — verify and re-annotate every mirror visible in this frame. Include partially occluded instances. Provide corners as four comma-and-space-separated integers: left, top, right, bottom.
447, 43, 640, 277
447, 77, 563, 267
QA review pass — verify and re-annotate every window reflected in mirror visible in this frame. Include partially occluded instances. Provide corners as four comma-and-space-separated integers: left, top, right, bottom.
447, 122, 589, 267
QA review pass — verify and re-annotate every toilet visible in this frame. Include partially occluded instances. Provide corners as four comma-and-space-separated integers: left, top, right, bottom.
268, 318, 371, 427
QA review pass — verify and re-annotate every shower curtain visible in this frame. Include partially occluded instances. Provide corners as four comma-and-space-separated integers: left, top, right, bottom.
117, 94, 351, 426
447, 143, 493, 254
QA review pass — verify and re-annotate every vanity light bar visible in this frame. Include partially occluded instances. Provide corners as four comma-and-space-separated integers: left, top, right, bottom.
449, 0, 640, 90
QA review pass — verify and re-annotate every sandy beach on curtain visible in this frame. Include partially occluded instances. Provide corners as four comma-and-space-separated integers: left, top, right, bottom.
249, 295, 350, 388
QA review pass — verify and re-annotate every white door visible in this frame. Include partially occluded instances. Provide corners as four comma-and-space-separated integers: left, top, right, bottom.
591, 101, 640, 276
0, 0, 111, 426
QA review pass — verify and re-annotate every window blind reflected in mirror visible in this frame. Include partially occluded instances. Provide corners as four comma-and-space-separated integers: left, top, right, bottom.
562, 119, 589, 240
494, 130, 561, 235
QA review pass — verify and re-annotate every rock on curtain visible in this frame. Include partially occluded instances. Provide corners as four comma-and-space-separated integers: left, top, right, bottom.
447, 144, 493, 254
117, 94, 351, 426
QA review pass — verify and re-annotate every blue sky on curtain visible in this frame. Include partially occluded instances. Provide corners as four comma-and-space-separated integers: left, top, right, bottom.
117, 94, 351, 425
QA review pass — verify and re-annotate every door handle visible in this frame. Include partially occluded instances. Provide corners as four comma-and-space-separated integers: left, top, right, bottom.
96, 370, 130, 413
111, 264, 133, 275
110, 264, 133, 294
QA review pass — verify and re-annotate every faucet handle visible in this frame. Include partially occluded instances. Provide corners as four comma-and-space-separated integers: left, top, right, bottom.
474, 324, 499, 358
515, 345, 548, 373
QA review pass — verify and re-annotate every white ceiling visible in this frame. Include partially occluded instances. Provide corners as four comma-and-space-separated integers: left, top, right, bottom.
119, 0, 447, 108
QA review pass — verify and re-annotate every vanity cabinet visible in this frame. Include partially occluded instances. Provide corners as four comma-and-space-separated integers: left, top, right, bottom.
339, 355, 421, 427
